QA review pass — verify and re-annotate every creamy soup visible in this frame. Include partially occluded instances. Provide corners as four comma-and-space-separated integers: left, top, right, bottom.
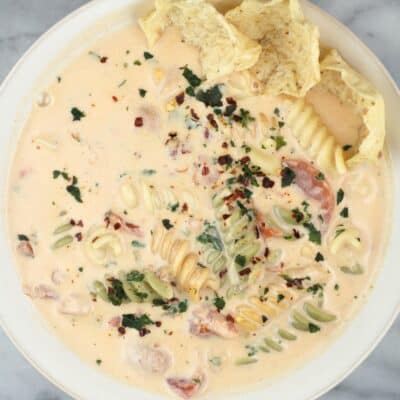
7, 14, 390, 400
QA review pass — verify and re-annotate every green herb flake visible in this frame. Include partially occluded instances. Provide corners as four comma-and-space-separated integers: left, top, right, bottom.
337, 188, 345, 205
315, 172, 325, 181
273, 107, 280, 117
303, 223, 321, 245
107, 279, 128, 306
96, 359, 102, 365
126, 270, 145, 282
196, 85, 223, 107
143, 51, 154, 60
162, 219, 174, 230
340, 207, 349, 218
71, 107, 85, 121
237, 108, 255, 128
277, 294, 285, 303
17, 234, 29, 241
281, 167, 296, 187
182, 67, 202, 88
66, 183, 83, 203
271, 135, 287, 150
131, 240, 145, 248
308, 323, 320, 333
185, 86, 196, 97
142, 169, 157, 176
138, 88, 147, 98
133, 59, 142, 66
315, 252, 324, 262
197, 222, 223, 251
122, 313, 154, 330
213, 296, 226, 311
235, 254, 246, 268
307, 283, 324, 295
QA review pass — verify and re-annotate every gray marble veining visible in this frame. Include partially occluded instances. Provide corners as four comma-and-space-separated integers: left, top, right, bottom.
0, 0, 399, 399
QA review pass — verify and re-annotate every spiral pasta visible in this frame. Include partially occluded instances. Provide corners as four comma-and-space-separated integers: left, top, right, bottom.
151, 225, 217, 300
286, 98, 347, 174
212, 187, 262, 284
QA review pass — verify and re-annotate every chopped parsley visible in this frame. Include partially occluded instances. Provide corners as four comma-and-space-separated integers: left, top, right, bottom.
307, 283, 324, 295
195, 85, 223, 107
153, 298, 188, 314
271, 135, 287, 150
138, 88, 147, 97
234, 254, 246, 268
133, 59, 142, 66
236, 108, 255, 128
141, 169, 157, 176
337, 188, 345, 205
277, 294, 285, 303
315, 172, 325, 181
303, 222, 321, 245
126, 270, 145, 282
281, 167, 296, 187
315, 252, 324, 262
131, 240, 145, 248
17, 234, 29, 241
71, 107, 85, 121
340, 207, 349, 218
169, 202, 180, 212
122, 313, 154, 330
143, 51, 154, 60
273, 107, 280, 117
108, 279, 128, 306
53, 171, 82, 203
182, 67, 202, 88
308, 323, 320, 333
162, 219, 174, 230
213, 296, 226, 311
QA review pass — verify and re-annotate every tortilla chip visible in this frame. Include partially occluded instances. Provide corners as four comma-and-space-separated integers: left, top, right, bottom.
225, 0, 320, 97
320, 49, 385, 166
139, 0, 261, 80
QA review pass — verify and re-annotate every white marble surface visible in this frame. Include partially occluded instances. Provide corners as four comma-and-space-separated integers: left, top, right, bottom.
0, 0, 399, 399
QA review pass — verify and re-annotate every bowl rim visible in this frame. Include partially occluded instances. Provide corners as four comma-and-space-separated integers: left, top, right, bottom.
0, 1, 399, 400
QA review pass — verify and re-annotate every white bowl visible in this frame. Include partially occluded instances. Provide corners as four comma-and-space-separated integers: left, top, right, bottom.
0, 1, 399, 399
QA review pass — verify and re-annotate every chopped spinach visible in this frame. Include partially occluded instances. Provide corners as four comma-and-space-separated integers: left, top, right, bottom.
213, 296, 226, 311
195, 85, 223, 107
71, 107, 85, 121
197, 222, 223, 251
162, 219, 174, 230
303, 222, 321, 245
337, 188, 344, 205
182, 67, 202, 87
122, 313, 154, 330
143, 51, 154, 60
315, 252, 324, 262
138, 88, 147, 97
281, 167, 296, 187
17, 234, 29, 241
340, 207, 349, 218
235, 254, 246, 268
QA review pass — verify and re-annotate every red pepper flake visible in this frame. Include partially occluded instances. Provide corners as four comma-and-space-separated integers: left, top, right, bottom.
239, 267, 251, 276
139, 328, 151, 337
114, 222, 121, 230
219, 269, 227, 279
222, 214, 231, 220
264, 247, 270, 258
155, 321, 162, 327
255, 226, 260, 239
118, 326, 126, 335
204, 128, 210, 139
182, 203, 188, 212
134, 117, 144, 127
240, 156, 250, 164
226, 314, 235, 323
100, 56, 108, 63
77, 220, 84, 227
262, 176, 275, 189
175, 92, 185, 105
201, 165, 210, 176
190, 109, 200, 120
222, 142, 228, 149
217, 154, 233, 166
70, 219, 76, 226
104, 216, 111, 228
168, 331, 173, 336
207, 113, 218, 130
75, 232, 83, 242
293, 229, 300, 239
112, 96, 118, 102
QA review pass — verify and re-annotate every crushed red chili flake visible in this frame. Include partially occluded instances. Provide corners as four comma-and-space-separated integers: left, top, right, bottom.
217, 154, 233, 166
201, 165, 210, 176
262, 176, 275, 189
264, 247, 270, 258
204, 128, 210, 139
285, 277, 308, 290
75, 232, 83, 242
139, 328, 151, 337
190, 108, 200, 120
112, 96, 118, 102
226, 314, 235, 323
77, 220, 84, 227
293, 229, 301, 239
118, 326, 126, 335
104, 216, 111, 228
207, 113, 218, 130
222, 214, 231, 220
182, 203, 188, 212
226, 97, 237, 105
100, 56, 108, 63
222, 142, 228, 148
155, 321, 162, 327
175, 92, 185, 105
239, 267, 251, 276
114, 222, 122, 230
255, 226, 260, 239
219, 269, 228, 279
70, 219, 76, 226
134, 117, 143, 127
232, 114, 241, 122
240, 156, 251, 164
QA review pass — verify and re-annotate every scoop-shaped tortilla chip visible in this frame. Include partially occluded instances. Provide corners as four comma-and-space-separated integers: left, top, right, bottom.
320, 49, 385, 166
139, 0, 261, 80
225, 0, 320, 97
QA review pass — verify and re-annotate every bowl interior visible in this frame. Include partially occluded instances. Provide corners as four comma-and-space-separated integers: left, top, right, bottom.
0, 1, 399, 399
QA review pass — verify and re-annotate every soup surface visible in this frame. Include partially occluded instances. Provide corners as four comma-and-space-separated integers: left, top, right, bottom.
7, 14, 390, 400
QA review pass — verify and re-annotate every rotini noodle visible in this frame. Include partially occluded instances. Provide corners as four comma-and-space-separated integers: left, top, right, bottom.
151, 225, 217, 300
286, 98, 347, 174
